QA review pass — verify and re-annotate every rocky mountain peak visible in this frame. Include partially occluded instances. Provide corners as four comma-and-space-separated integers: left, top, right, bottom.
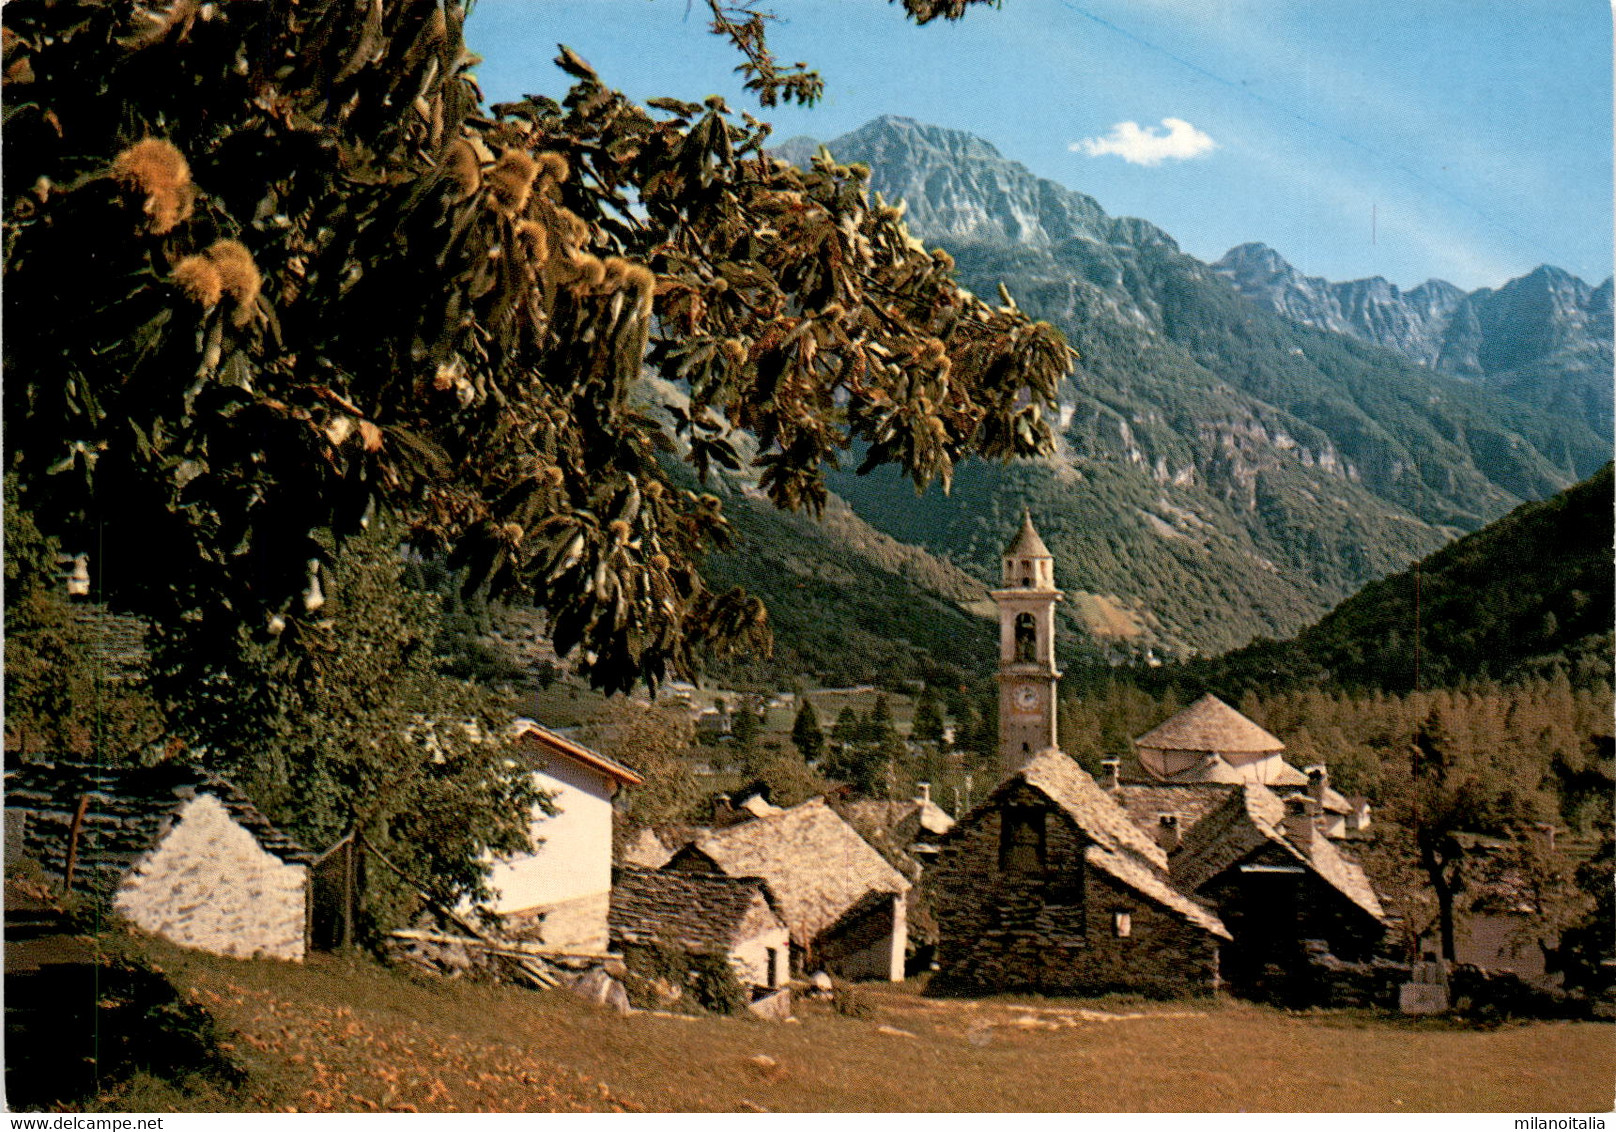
1215, 242, 1298, 281
839, 114, 1008, 164
799, 116, 1166, 255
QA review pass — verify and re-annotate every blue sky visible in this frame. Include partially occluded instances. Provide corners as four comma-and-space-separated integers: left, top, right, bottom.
467, 0, 1612, 292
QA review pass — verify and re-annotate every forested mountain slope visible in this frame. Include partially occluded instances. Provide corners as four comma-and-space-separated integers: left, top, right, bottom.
1179, 463, 1615, 694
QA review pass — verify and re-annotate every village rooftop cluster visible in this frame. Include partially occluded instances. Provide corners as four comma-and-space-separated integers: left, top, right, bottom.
9, 513, 1496, 1020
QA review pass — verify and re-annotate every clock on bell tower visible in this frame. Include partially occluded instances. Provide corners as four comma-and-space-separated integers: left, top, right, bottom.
994, 509, 1063, 775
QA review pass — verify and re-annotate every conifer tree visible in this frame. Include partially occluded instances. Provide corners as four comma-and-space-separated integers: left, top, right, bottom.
790, 697, 825, 763
831, 705, 862, 749
731, 693, 763, 750
866, 692, 897, 746
911, 686, 944, 744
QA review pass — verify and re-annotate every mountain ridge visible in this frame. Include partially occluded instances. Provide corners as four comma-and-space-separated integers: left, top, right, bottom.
1210, 243, 1614, 435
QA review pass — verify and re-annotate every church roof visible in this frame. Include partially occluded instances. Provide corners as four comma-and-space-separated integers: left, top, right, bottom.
1003, 511, 1052, 559
1133, 694, 1284, 755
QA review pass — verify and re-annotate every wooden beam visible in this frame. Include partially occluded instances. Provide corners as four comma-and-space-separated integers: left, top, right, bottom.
62, 794, 90, 890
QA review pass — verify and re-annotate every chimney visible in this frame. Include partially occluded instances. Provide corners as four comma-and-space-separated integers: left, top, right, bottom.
1100, 758, 1121, 791
916, 781, 931, 807
1306, 764, 1328, 810
1155, 813, 1181, 853
1283, 795, 1318, 851
712, 793, 737, 828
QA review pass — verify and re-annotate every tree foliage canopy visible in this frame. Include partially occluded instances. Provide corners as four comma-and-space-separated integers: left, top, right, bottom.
3, 0, 1069, 695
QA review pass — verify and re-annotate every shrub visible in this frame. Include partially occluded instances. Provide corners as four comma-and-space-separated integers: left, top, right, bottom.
832, 984, 872, 1018
622, 939, 748, 1016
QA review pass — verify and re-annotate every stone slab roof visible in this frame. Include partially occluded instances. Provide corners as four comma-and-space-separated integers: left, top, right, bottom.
1172, 783, 1385, 923
609, 866, 782, 954
977, 750, 1228, 939
837, 797, 955, 842
677, 798, 908, 949
5, 760, 314, 899
1134, 694, 1284, 755
617, 826, 677, 869
1111, 782, 1239, 838
1085, 845, 1230, 940
1004, 512, 1052, 559
1016, 749, 1171, 872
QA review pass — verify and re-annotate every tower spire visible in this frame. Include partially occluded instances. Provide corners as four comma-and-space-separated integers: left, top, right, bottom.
993, 510, 1062, 775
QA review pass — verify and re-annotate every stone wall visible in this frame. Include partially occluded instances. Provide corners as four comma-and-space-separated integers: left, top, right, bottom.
729, 897, 791, 988
113, 794, 307, 962
931, 784, 1219, 998
1296, 942, 1409, 1008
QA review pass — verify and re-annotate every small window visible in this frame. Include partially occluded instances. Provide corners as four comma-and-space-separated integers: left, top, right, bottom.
999, 806, 1046, 874
766, 947, 779, 989
1112, 910, 1132, 938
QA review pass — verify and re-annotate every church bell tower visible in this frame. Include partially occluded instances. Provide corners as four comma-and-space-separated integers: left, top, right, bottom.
994, 510, 1063, 775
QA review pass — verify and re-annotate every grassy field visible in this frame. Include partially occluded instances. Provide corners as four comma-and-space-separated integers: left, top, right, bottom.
48, 939, 1616, 1114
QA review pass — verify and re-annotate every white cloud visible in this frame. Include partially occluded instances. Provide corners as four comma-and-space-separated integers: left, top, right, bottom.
1072, 118, 1218, 166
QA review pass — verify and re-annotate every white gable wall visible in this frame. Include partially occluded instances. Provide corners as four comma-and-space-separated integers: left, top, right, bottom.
486, 752, 616, 951
113, 793, 307, 962
729, 893, 792, 988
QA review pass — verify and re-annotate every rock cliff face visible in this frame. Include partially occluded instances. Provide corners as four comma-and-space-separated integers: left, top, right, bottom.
766, 117, 1609, 657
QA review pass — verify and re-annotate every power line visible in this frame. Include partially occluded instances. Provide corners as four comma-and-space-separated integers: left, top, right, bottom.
1054, 0, 1561, 265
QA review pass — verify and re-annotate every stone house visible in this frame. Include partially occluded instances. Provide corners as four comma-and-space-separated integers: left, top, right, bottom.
834, 785, 956, 972
617, 825, 678, 869
486, 720, 643, 954
665, 797, 910, 981
5, 760, 314, 961
929, 749, 1230, 998
1170, 782, 1387, 999
609, 865, 792, 1005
